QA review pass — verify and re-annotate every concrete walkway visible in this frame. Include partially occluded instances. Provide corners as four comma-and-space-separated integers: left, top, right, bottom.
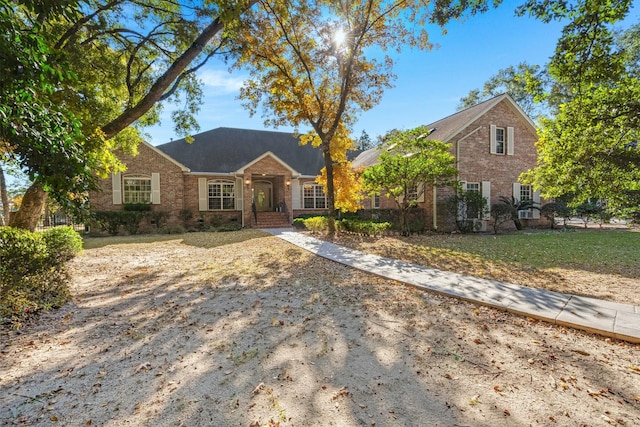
265, 229, 640, 344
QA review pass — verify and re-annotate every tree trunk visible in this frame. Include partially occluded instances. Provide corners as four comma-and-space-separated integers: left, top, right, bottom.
0, 167, 10, 225
9, 182, 47, 231
322, 148, 336, 237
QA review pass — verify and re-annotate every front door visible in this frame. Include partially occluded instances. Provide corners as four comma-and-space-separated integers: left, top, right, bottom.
252, 181, 273, 212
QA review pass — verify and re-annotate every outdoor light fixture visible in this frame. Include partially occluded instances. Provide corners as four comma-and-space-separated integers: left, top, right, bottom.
245, 178, 250, 187
286, 180, 291, 186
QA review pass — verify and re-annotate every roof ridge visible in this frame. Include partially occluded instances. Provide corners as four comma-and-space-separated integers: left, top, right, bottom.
426, 93, 507, 127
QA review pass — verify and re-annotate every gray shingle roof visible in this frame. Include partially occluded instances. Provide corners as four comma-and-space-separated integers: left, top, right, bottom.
156, 127, 326, 176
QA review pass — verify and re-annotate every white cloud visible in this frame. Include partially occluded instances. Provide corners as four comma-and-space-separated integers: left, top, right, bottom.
198, 68, 246, 94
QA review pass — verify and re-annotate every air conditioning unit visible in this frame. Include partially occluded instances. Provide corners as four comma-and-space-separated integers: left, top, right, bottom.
518, 210, 533, 219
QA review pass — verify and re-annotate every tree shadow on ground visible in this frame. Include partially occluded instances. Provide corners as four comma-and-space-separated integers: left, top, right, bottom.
1, 235, 638, 426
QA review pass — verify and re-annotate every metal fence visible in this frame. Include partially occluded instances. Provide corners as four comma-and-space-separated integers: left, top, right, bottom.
0, 212, 86, 232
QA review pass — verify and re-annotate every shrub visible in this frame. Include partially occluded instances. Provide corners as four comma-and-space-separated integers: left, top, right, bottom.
120, 211, 147, 235
293, 218, 306, 229
123, 203, 151, 212
0, 226, 81, 326
339, 218, 392, 236
94, 211, 124, 235
303, 216, 328, 233
179, 209, 193, 224
209, 214, 225, 227
215, 222, 242, 232
41, 226, 83, 264
490, 203, 513, 234
149, 211, 170, 230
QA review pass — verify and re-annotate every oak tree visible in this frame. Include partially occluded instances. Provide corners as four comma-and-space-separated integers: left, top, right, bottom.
518, 0, 640, 208
234, 0, 493, 234
3, 0, 257, 230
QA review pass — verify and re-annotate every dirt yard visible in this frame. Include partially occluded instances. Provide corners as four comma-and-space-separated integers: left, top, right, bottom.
1, 231, 639, 426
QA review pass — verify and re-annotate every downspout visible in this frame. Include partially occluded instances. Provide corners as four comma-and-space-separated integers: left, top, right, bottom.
450, 126, 483, 230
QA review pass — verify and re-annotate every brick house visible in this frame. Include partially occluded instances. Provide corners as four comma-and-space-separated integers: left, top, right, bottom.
90, 93, 541, 230
90, 127, 332, 229
354, 93, 542, 231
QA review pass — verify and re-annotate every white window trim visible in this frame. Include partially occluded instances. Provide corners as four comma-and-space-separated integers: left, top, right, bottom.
122, 174, 153, 205
208, 179, 236, 211
372, 193, 380, 209
302, 183, 327, 209
490, 125, 514, 155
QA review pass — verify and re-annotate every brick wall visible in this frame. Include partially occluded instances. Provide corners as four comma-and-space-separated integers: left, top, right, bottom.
243, 156, 293, 227
371, 99, 541, 231
435, 99, 540, 231
90, 142, 186, 226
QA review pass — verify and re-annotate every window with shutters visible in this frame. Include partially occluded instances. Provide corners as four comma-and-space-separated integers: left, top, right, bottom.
518, 184, 534, 219
208, 180, 235, 210
495, 127, 505, 154
465, 182, 480, 193
123, 175, 152, 204
463, 182, 484, 219
303, 183, 326, 209
372, 193, 380, 209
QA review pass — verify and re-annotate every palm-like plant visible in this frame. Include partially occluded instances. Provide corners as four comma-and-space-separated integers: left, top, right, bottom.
498, 196, 537, 230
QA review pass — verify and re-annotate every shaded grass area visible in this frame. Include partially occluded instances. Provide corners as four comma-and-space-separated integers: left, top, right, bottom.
333, 228, 640, 305
82, 229, 270, 250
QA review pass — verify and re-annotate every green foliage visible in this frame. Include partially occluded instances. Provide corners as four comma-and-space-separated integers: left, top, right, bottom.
94, 210, 146, 235
498, 196, 536, 231
123, 203, 152, 212
93, 211, 123, 236
214, 222, 242, 232
575, 201, 604, 228
445, 186, 488, 233
293, 218, 307, 229
363, 126, 457, 235
149, 211, 170, 230
490, 203, 513, 234
0, 226, 81, 326
339, 219, 392, 236
457, 62, 547, 117
121, 211, 147, 235
303, 216, 329, 234
540, 202, 561, 229
518, 0, 640, 208
179, 209, 194, 223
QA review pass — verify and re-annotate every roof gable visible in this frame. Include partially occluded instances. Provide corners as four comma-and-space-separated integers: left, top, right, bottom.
235, 151, 300, 175
353, 94, 537, 168
426, 93, 536, 142
139, 140, 190, 172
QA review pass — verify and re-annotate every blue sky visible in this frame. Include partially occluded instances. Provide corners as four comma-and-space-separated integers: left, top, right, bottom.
143, 3, 635, 145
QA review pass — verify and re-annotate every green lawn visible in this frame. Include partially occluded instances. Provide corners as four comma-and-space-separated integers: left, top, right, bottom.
419, 229, 639, 272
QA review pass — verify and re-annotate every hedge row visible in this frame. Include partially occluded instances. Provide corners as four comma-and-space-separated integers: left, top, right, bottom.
295, 216, 392, 236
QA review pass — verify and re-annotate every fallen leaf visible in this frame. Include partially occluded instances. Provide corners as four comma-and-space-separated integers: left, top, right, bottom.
134, 362, 151, 374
